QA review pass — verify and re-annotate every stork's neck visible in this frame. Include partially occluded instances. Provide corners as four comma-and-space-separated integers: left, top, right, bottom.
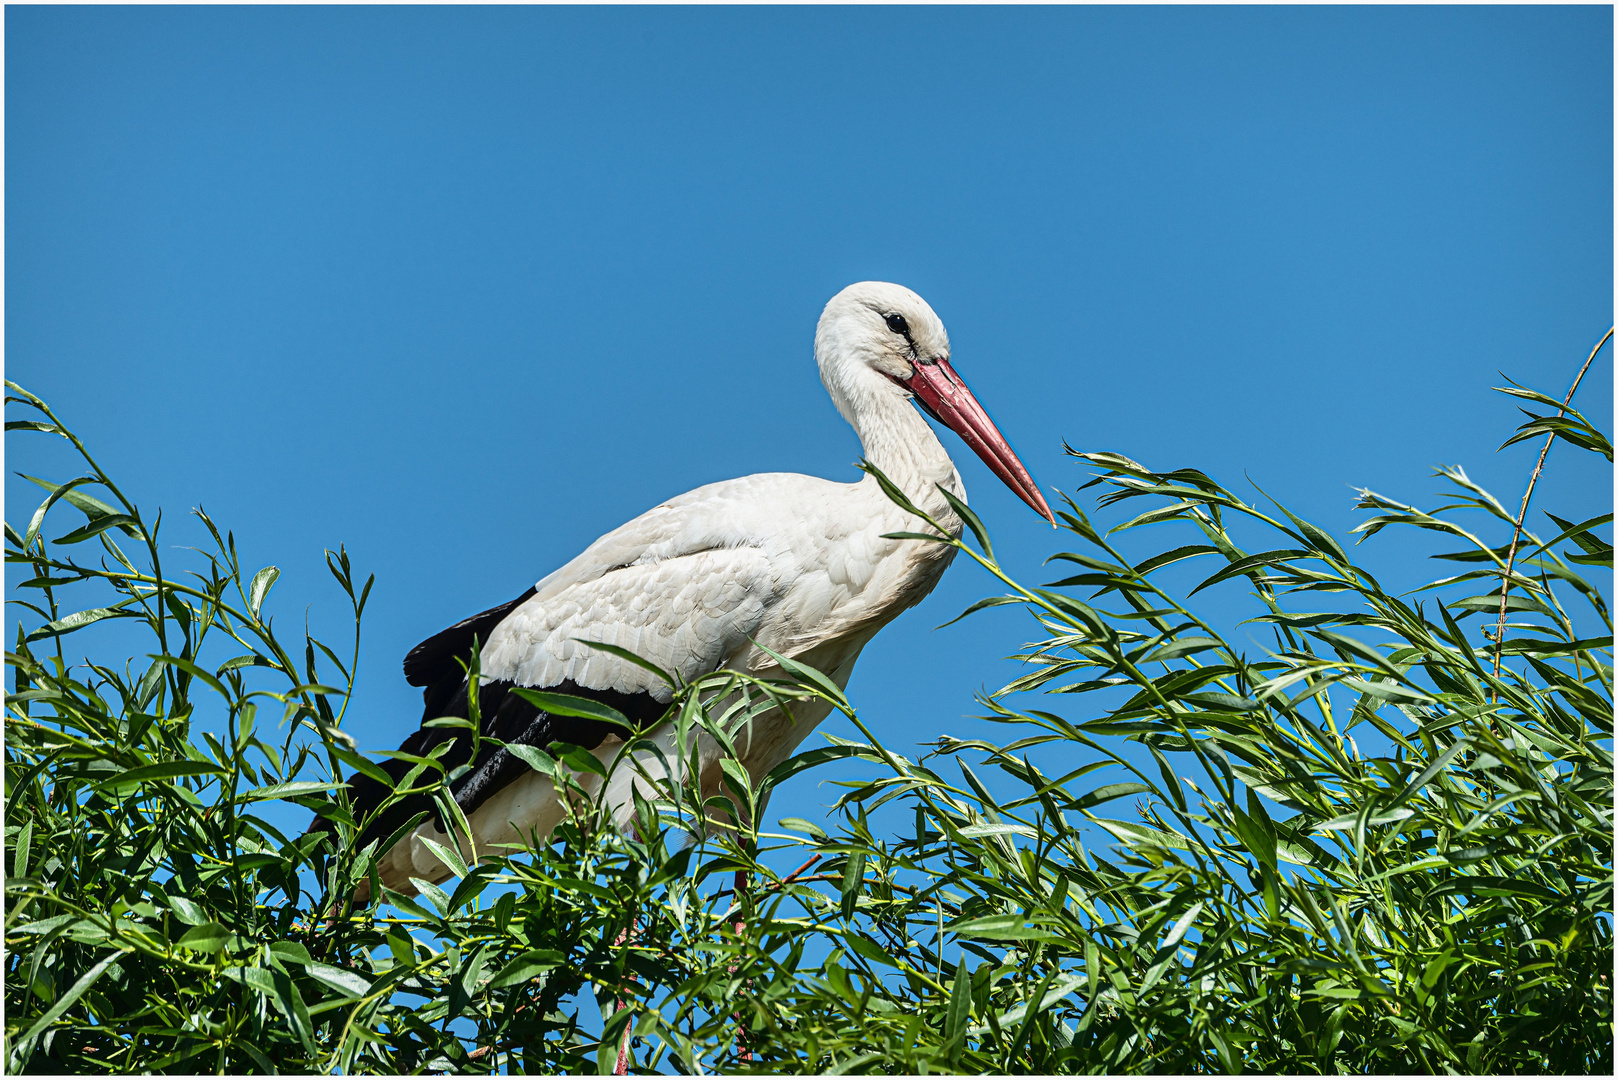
849, 381, 965, 529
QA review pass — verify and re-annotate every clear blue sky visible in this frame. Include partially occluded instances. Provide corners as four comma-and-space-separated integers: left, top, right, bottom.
7, 6, 1612, 838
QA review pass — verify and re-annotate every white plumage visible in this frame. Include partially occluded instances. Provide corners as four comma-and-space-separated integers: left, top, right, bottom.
357, 282, 1052, 896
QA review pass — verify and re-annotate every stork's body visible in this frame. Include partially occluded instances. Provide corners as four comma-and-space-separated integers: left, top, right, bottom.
342, 283, 1052, 896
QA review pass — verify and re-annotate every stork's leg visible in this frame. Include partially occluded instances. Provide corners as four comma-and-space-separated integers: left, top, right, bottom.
731, 867, 753, 1064
613, 1029, 633, 1077
614, 818, 648, 1075
613, 917, 638, 1074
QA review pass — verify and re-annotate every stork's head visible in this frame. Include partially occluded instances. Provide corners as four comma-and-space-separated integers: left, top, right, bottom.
816, 281, 1055, 523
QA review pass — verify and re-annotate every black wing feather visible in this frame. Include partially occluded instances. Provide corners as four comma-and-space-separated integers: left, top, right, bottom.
403, 585, 536, 692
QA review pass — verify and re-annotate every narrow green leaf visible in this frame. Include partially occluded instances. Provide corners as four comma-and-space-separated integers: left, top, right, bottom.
844, 931, 899, 967
305, 962, 372, 998
13, 819, 31, 878
411, 877, 452, 916
506, 743, 558, 777
957, 822, 1037, 839
718, 755, 753, 800
1132, 544, 1220, 576
1067, 782, 1152, 812
1143, 636, 1224, 663
1421, 949, 1458, 990
240, 780, 347, 803
938, 484, 993, 558
1394, 739, 1470, 805
272, 969, 317, 1054
1093, 817, 1192, 851
248, 566, 280, 618
857, 459, 926, 517
107, 761, 229, 786
1236, 792, 1278, 873
150, 653, 232, 701
19, 475, 105, 552
1190, 549, 1312, 595
1342, 677, 1435, 704
1163, 901, 1204, 948
764, 744, 881, 790
166, 896, 208, 926
944, 954, 972, 1052
936, 594, 1025, 630
950, 914, 1059, 941
749, 638, 851, 707
509, 687, 633, 729
488, 948, 567, 988
999, 972, 1085, 1028
177, 922, 230, 953
18, 472, 123, 525
1313, 807, 1414, 833
331, 745, 394, 788
840, 851, 866, 919
417, 835, 470, 880
25, 604, 138, 643
217, 653, 276, 675
881, 530, 952, 543
50, 513, 142, 545
777, 816, 829, 840
598, 1004, 635, 1075
556, 743, 608, 778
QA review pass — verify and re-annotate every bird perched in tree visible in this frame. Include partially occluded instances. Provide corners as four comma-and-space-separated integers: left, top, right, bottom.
330, 281, 1053, 900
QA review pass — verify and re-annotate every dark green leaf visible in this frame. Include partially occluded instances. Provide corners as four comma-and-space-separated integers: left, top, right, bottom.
507, 743, 558, 776
25, 604, 138, 642
950, 914, 1059, 941
177, 922, 230, 953
487, 947, 565, 987
840, 851, 866, 920
106, 761, 229, 787
510, 686, 633, 729
165, 896, 208, 926
240, 780, 347, 802
844, 931, 899, 967
1068, 782, 1152, 812
51, 514, 142, 545
765, 744, 882, 790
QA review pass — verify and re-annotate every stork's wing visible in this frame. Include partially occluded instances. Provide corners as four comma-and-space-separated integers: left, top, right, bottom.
340, 545, 780, 852
481, 546, 779, 698
402, 585, 538, 718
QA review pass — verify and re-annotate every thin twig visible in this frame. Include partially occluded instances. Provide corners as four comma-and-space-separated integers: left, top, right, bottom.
1492, 326, 1613, 683
773, 853, 824, 889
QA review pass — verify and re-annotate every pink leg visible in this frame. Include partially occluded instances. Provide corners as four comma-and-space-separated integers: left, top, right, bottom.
722, 856, 824, 1066
732, 868, 753, 1064
613, 918, 638, 1075
613, 820, 647, 1075
613, 1021, 633, 1076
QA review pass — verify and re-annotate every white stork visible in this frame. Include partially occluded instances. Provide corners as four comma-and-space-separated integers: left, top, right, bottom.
338, 281, 1054, 898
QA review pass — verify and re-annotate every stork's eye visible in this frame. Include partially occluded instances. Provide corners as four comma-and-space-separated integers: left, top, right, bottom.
884, 313, 910, 336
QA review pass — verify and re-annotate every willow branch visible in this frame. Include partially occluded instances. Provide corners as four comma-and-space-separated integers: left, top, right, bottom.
1492, 326, 1613, 681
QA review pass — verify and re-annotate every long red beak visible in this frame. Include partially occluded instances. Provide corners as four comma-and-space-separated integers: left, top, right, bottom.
902, 357, 1055, 523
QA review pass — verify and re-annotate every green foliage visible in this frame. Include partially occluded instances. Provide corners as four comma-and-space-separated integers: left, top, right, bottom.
5, 373, 1610, 1073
